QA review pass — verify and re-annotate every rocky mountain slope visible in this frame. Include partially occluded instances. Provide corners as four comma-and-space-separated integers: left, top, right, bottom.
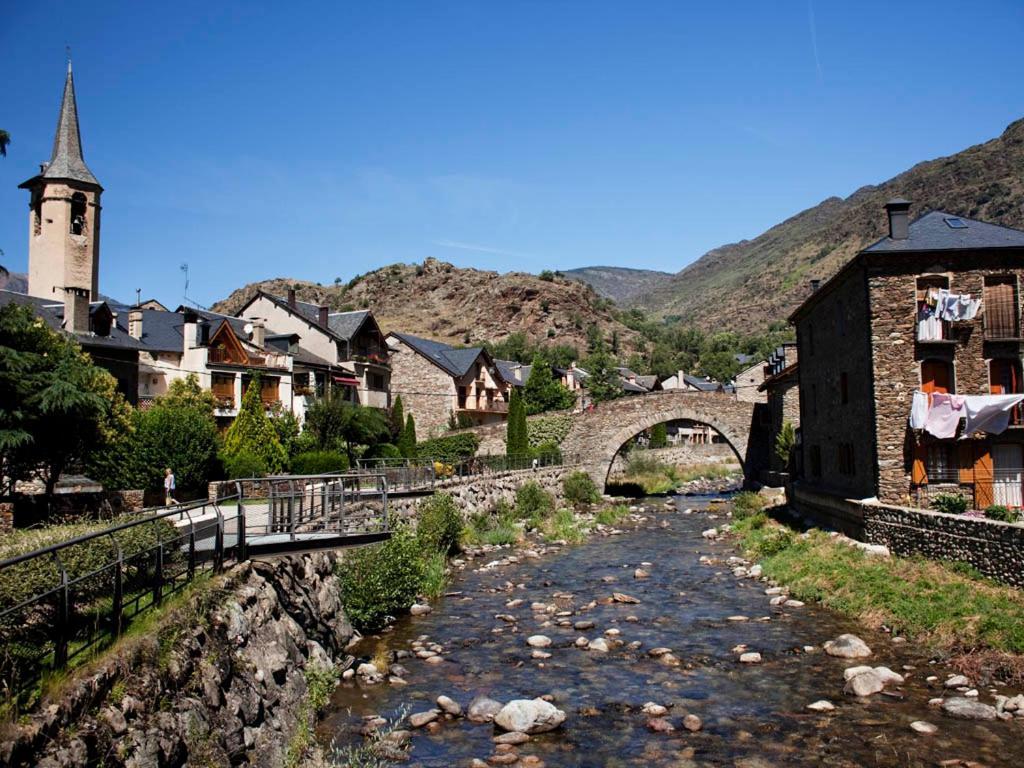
561, 266, 672, 303
633, 117, 1024, 331
213, 258, 642, 353
0, 271, 28, 293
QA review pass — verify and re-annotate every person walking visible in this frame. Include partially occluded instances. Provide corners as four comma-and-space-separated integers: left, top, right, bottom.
164, 468, 178, 506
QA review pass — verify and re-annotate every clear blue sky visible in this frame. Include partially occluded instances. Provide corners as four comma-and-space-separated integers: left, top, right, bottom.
2, 1, 1023, 308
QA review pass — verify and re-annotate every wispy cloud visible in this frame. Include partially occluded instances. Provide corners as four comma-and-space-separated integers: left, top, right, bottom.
432, 239, 533, 258
807, 0, 824, 84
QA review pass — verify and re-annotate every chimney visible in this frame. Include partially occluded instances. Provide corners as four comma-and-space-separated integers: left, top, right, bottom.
809, 279, 821, 292
64, 287, 90, 334
885, 198, 912, 240
182, 310, 199, 349
249, 318, 265, 348
318, 305, 329, 326
128, 308, 144, 339
287, 288, 297, 309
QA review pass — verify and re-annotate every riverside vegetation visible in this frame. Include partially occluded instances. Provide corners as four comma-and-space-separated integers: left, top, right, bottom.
607, 451, 741, 496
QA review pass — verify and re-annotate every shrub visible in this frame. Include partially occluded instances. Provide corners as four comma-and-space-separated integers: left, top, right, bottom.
752, 525, 795, 557
362, 443, 402, 461
731, 491, 765, 520
533, 441, 563, 464
626, 451, 666, 476
932, 493, 968, 516
649, 423, 668, 449
417, 494, 463, 555
527, 414, 574, 448
538, 270, 556, 282
463, 502, 520, 546
563, 471, 601, 506
595, 504, 629, 526
222, 449, 267, 479
223, 374, 289, 474
134, 394, 221, 493
290, 450, 349, 475
542, 508, 586, 544
417, 433, 480, 463
515, 481, 555, 522
419, 551, 449, 599
338, 525, 425, 631
984, 505, 1020, 523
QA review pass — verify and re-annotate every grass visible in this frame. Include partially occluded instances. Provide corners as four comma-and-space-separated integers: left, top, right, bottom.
285, 663, 341, 768
462, 504, 522, 547
609, 454, 740, 495
732, 516, 1024, 656
419, 551, 449, 600
327, 707, 410, 767
540, 508, 588, 544
595, 504, 630, 526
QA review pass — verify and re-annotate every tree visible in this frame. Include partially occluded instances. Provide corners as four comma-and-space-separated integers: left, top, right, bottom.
649, 422, 668, 449
303, 393, 390, 465
0, 304, 112, 498
222, 372, 288, 476
505, 388, 529, 457
390, 395, 405, 440
582, 348, 624, 405
161, 373, 216, 411
397, 413, 417, 458
522, 354, 576, 415
135, 392, 221, 493
775, 421, 796, 468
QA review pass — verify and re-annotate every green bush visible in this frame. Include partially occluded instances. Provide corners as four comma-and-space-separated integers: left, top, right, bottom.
731, 491, 765, 520
752, 525, 795, 557
984, 505, 1020, 523
563, 471, 601, 506
595, 504, 629, 526
527, 414, 574, 448
290, 451, 349, 475
222, 449, 267, 479
223, 374, 289, 474
932, 493, 968, 516
417, 433, 480, 463
463, 501, 520, 546
417, 494, 463, 555
514, 481, 555, 522
338, 525, 426, 631
649, 423, 668, 449
362, 443, 402, 461
533, 441, 563, 464
134, 397, 221, 493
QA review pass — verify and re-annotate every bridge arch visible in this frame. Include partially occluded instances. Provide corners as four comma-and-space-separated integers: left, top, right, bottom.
558, 391, 764, 489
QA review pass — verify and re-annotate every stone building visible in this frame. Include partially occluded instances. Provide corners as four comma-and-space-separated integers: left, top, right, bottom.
759, 342, 799, 478
387, 332, 511, 435
792, 200, 1024, 511
733, 359, 767, 403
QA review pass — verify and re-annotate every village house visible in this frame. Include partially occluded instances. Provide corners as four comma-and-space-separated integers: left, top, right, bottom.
733, 358, 767, 403
792, 200, 1024, 515
232, 290, 391, 413
759, 342, 799, 480
387, 332, 512, 434
660, 370, 730, 394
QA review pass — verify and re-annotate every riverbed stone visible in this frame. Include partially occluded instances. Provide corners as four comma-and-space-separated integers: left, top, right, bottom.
437, 696, 462, 717
739, 652, 762, 664
588, 638, 610, 652
806, 700, 835, 712
941, 698, 998, 720
683, 714, 702, 732
944, 674, 971, 688
493, 731, 530, 745
409, 710, 440, 728
910, 721, 938, 734
845, 670, 886, 697
467, 696, 504, 723
641, 702, 668, 716
493, 699, 566, 734
824, 634, 872, 659
527, 635, 552, 648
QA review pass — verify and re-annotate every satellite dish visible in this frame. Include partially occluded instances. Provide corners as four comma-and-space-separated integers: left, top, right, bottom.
243, 322, 254, 336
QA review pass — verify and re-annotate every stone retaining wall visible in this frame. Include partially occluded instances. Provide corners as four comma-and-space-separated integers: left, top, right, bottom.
2, 553, 353, 768
610, 444, 737, 474
791, 483, 1024, 588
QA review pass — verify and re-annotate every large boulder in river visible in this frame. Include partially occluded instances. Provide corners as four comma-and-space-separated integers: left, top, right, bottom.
467, 696, 504, 723
824, 634, 872, 659
941, 697, 998, 721
494, 699, 567, 734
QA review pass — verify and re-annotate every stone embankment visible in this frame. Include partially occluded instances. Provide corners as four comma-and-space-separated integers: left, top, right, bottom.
3, 554, 354, 768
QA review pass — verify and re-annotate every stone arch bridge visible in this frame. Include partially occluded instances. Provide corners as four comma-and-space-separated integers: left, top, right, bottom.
562, 391, 768, 487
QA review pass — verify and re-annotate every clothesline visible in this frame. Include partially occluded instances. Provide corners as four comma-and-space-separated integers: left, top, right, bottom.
917, 288, 982, 342
909, 390, 1024, 438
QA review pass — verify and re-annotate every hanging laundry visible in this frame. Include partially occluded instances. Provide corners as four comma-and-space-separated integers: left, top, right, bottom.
909, 390, 930, 429
960, 394, 1024, 437
934, 288, 982, 322
924, 392, 966, 439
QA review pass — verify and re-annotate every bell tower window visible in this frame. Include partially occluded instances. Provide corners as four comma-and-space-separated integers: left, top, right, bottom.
32, 191, 43, 236
70, 192, 87, 236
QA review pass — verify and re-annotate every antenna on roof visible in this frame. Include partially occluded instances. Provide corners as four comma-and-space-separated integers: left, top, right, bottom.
178, 263, 209, 311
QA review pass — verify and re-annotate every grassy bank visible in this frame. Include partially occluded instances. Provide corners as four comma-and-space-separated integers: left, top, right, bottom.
608, 452, 740, 495
731, 511, 1024, 676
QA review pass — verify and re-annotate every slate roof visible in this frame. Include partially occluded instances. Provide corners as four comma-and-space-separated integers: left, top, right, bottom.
389, 332, 488, 378
0, 290, 145, 351
864, 210, 1024, 253
682, 373, 723, 392
255, 292, 375, 342
621, 379, 649, 393
635, 374, 659, 391
495, 359, 531, 386
20, 64, 100, 189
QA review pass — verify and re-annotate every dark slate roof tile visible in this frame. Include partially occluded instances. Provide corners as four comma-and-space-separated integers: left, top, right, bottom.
864, 210, 1024, 253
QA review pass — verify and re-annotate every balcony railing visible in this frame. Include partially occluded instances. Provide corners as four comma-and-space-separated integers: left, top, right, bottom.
984, 295, 1022, 341
213, 394, 236, 410
457, 399, 509, 414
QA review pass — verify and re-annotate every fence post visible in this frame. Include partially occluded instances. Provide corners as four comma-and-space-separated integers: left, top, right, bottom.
214, 499, 225, 573
382, 475, 389, 533
154, 523, 164, 608
236, 482, 247, 562
52, 552, 70, 670
288, 479, 297, 541
108, 533, 124, 638
185, 507, 196, 582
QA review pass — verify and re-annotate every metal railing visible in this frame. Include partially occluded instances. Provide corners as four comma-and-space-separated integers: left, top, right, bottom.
441, 452, 569, 480
356, 458, 436, 492
917, 466, 1024, 510
0, 473, 389, 705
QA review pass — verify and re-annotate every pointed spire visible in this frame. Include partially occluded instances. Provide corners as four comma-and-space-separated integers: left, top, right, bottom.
41, 60, 100, 186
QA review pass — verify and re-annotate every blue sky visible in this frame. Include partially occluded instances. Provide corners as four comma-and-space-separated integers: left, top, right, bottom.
2, 1, 1023, 308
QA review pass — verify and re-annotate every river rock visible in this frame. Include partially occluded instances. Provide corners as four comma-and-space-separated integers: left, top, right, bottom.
410, 603, 432, 616
468, 696, 504, 723
683, 714, 702, 732
409, 710, 440, 728
843, 666, 874, 681
634, 568, 650, 579
944, 674, 971, 688
612, 592, 641, 604
845, 670, 885, 697
493, 699, 566, 734
701, 528, 718, 539
910, 721, 938, 734
574, 620, 596, 630
493, 731, 530, 744
356, 662, 378, 677
527, 635, 552, 648
647, 717, 675, 733
824, 634, 872, 659
806, 700, 835, 712
437, 695, 462, 717
588, 638, 610, 652
941, 697, 998, 721
739, 652, 762, 664
872, 666, 905, 686
641, 702, 668, 716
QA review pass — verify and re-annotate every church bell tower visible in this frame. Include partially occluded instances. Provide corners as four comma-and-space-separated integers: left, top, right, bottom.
20, 61, 103, 303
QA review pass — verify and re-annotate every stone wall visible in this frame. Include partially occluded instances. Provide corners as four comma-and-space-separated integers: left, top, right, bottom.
609, 444, 737, 475
791, 483, 1024, 588
389, 338, 457, 437
9, 489, 146, 529
3, 553, 353, 768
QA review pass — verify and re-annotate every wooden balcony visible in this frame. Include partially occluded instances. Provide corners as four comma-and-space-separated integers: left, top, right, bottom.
457, 399, 509, 414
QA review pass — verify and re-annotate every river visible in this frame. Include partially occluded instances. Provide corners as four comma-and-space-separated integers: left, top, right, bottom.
319, 496, 1024, 767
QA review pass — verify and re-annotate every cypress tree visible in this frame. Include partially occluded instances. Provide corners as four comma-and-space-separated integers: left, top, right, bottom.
522, 353, 576, 415
650, 422, 668, 449
506, 388, 529, 457
398, 413, 418, 458
390, 394, 405, 440
223, 372, 288, 475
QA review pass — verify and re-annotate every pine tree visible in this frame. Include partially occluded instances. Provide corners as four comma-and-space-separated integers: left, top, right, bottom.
522, 353, 576, 415
584, 349, 625, 405
223, 372, 288, 475
505, 388, 529, 457
398, 413, 418, 458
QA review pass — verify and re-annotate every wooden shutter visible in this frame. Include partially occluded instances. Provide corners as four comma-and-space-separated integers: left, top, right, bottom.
921, 360, 951, 394
911, 442, 928, 485
973, 444, 994, 509
984, 279, 1017, 339
958, 442, 976, 485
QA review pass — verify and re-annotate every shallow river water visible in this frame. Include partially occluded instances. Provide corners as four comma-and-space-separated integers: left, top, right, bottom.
319, 496, 1024, 767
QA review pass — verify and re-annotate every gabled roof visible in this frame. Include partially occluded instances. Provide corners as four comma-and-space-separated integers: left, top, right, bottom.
327, 310, 372, 341
494, 359, 532, 387
0, 290, 145, 351
19, 63, 100, 189
634, 374, 660, 391
864, 210, 1024, 253
243, 291, 378, 343
388, 332, 492, 378
758, 362, 799, 392
682, 373, 722, 392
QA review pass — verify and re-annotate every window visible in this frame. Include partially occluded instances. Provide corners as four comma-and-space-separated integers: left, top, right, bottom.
32, 192, 42, 236
809, 445, 822, 478
983, 276, 1020, 340
921, 359, 953, 394
926, 443, 956, 483
837, 443, 855, 476
840, 372, 849, 405
70, 193, 87, 236
916, 275, 950, 342
990, 358, 1023, 426
369, 373, 386, 390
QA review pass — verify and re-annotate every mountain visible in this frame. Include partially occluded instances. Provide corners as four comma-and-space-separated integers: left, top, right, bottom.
561, 266, 672, 303
0, 271, 28, 293
633, 117, 1024, 332
212, 258, 642, 354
